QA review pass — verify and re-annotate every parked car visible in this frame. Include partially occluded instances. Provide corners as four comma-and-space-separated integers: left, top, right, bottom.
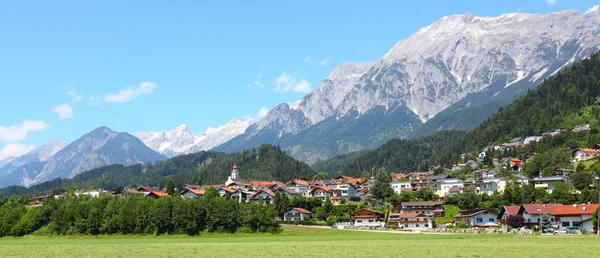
553, 228, 579, 235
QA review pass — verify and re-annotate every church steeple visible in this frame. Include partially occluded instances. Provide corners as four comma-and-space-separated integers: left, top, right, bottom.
231, 163, 239, 180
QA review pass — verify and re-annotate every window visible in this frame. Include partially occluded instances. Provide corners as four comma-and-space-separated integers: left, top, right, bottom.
416, 224, 419, 227
489, 218, 495, 222
528, 218, 531, 223
476, 217, 483, 223
562, 222, 570, 227
368, 220, 374, 223
573, 221, 583, 227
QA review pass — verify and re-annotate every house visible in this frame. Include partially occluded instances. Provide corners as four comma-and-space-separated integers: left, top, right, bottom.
507, 159, 523, 172
573, 148, 598, 162
249, 189, 276, 205
514, 174, 530, 185
28, 196, 50, 207
498, 206, 524, 230
283, 208, 312, 221
494, 144, 507, 151
438, 178, 464, 197
309, 185, 333, 201
333, 183, 357, 197
230, 188, 255, 203
390, 178, 412, 194
524, 136, 542, 145
352, 208, 385, 227
479, 152, 486, 158
448, 186, 462, 196
522, 204, 561, 226
594, 144, 600, 153
287, 179, 312, 196
477, 178, 506, 195
551, 204, 599, 231
573, 124, 590, 132
529, 176, 567, 193
388, 213, 433, 230
396, 201, 444, 217
145, 191, 170, 198
454, 209, 499, 227
474, 169, 498, 180
180, 188, 205, 199
554, 168, 575, 176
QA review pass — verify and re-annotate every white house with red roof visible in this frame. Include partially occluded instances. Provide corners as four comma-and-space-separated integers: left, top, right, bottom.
573, 148, 598, 162
309, 185, 333, 201
522, 204, 561, 226
551, 204, 599, 231
249, 189, 276, 205
283, 208, 312, 221
388, 213, 433, 230
454, 208, 499, 227
497, 205, 524, 230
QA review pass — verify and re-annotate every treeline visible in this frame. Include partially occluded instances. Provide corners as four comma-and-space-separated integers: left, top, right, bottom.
0, 191, 280, 237
0, 144, 315, 198
313, 131, 465, 177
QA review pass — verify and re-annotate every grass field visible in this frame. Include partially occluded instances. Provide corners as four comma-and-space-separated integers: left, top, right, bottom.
0, 226, 598, 258
435, 204, 460, 225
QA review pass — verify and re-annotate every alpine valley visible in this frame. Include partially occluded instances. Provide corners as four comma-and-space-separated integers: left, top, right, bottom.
216, 8, 600, 164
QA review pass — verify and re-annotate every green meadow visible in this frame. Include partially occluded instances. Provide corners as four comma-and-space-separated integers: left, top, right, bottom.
0, 226, 597, 258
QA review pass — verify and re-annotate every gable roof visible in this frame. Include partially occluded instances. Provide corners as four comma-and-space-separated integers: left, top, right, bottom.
499, 205, 523, 218
292, 179, 310, 186
250, 189, 275, 198
291, 207, 312, 214
147, 191, 170, 197
522, 204, 561, 214
577, 148, 597, 154
311, 185, 333, 193
455, 208, 498, 218
183, 188, 205, 195
551, 204, 599, 216
352, 208, 384, 215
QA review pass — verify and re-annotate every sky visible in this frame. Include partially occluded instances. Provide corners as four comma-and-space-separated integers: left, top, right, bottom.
0, 0, 598, 159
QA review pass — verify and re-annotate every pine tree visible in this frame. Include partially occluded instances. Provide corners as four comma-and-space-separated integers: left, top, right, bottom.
166, 180, 175, 196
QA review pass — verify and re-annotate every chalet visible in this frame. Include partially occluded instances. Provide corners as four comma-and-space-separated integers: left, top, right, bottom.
145, 191, 170, 199
454, 208, 498, 227
396, 201, 444, 217
352, 208, 384, 227
498, 206, 524, 230
551, 204, 599, 231
283, 208, 312, 221
390, 178, 412, 194
180, 188, 205, 199
335, 175, 365, 185
218, 187, 238, 197
388, 213, 433, 230
309, 185, 333, 201
249, 189, 275, 205
573, 148, 598, 162
28, 196, 50, 207
249, 181, 276, 190
438, 178, 464, 197
522, 204, 561, 226
332, 183, 357, 197
505, 159, 523, 172
287, 179, 312, 196
530, 176, 567, 193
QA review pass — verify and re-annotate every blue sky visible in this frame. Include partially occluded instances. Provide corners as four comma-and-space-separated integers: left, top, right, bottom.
0, 0, 598, 159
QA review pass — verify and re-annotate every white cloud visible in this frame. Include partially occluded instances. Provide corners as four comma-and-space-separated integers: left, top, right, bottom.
88, 94, 103, 107
275, 71, 312, 93
0, 120, 51, 143
317, 56, 332, 66
0, 143, 36, 160
104, 82, 158, 103
304, 56, 312, 63
256, 106, 270, 119
249, 71, 265, 89
62, 83, 83, 102
52, 103, 74, 120
546, 0, 556, 5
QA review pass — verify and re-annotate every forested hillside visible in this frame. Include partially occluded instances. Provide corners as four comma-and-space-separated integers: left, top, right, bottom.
315, 51, 600, 175
0, 144, 315, 198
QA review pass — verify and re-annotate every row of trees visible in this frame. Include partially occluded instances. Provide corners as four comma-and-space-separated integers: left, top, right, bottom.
0, 190, 280, 237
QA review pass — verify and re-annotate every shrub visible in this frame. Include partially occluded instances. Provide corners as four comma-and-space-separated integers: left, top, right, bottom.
457, 221, 469, 229
349, 196, 361, 202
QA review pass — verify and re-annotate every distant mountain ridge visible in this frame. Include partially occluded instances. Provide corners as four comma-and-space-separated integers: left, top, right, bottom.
133, 118, 254, 157
0, 139, 67, 177
0, 127, 165, 187
216, 8, 600, 163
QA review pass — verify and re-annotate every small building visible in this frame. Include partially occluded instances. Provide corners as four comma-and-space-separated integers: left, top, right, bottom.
390, 178, 412, 194
388, 213, 433, 230
573, 148, 598, 162
454, 208, 498, 227
28, 196, 50, 207
283, 208, 312, 221
498, 205, 524, 230
352, 208, 384, 227
573, 124, 590, 132
180, 188, 205, 199
524, 136, 542, 145
477, 178, 506, 195
438, 178, 464, 197
396, 201, 444, 217
249, 189, 275, 205
551, 204, 599, 231
309, 185, 333, 201
529, 176, 567, 193
145, 191, 170, 199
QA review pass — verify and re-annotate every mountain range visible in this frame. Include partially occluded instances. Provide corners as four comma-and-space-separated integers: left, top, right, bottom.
132, 118, 254, 157
216, 8, 600, 164
0, 127, 165, 188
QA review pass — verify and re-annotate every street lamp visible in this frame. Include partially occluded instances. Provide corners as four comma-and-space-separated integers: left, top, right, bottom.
537, 208, 542, 234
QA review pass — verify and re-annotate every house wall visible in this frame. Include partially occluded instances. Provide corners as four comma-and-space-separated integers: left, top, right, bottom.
353, 219, 384, 227
182, 192, 198, 199
391, 182, 411, 194
284, 211, 311, 221
556, 215, 593, 230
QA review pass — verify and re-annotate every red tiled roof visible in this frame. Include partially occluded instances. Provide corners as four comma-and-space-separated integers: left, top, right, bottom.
522, 204, 561, 214
551, 204, 599, 216
311, 185, 333, 193
250, 189, 275, 198
578, 148, 597, 153
292, 207, 312, 214
151, 191, 170, 197
503, 206, 521, 216
249, 181, 275, 187
398, 213, 428, 218
187, 188, 205, 195
449, 186, 461, 192
293, 179, 310, 186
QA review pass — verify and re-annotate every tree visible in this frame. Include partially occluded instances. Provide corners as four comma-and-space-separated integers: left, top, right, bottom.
370, 169, 393, 200
204, 187, 220, 200
507, 215, 525, 228
551, 181, 575, 204
457, 190, 480, 210
570, 171, 592, 191
312, 172, 329, 181
541, 213, 553, 232
593, 207, 599, 234
166, 180, 175, 196
360, 171, 371, 179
